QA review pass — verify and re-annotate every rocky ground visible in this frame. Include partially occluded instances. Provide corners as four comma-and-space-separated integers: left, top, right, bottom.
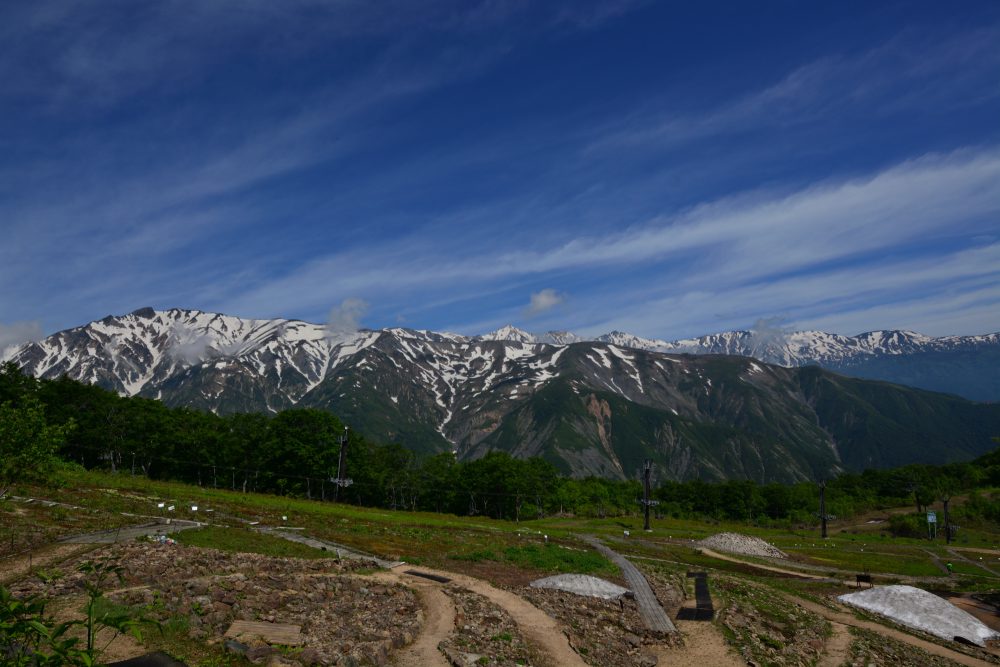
847, 626, 966, 666
11, 541, 421, 666
439, 585, 540, 667
698, 533, 788, 559
715, 577, 830, 667
519, 585, 677, 667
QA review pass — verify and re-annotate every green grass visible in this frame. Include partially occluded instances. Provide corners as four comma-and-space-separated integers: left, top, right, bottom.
174, 526, 334, 560
12, 466, 1000, 586
450, 543, 617, 576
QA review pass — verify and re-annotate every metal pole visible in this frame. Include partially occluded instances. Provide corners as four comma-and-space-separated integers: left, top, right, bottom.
943, 497, 951, 545
334, 426, 349, 502
643, 459, 652, 531
820, 481, 827, 539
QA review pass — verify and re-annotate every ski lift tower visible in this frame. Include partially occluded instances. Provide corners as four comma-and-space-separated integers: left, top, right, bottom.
816, 481, 835, 538
331, 426, 353, 502
638, 459, 659, 531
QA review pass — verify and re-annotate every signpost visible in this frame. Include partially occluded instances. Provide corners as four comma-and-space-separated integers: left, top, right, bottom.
927, 510, 937, 540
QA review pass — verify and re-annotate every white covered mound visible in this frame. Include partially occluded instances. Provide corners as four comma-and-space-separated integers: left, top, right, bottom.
839, 585, 999, 647
697, 532, 788, 559
530, 574, 630, 600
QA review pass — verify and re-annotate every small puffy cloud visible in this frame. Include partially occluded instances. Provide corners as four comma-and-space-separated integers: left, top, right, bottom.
327, 298, 369, 337
0, 320, 43, 356
524, 288, 565, 317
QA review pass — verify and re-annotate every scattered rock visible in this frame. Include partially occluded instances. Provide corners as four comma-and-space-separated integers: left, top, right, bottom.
697, 533, 787, 559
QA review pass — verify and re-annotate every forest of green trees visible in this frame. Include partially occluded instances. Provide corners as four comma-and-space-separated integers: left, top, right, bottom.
3, 362, 1000, 528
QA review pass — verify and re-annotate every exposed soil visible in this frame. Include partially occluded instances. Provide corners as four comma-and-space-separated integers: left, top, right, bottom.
817, 621, 851, 667
377, 574, 454, 667
440, 585, 542, 666
0, 543, 93, 585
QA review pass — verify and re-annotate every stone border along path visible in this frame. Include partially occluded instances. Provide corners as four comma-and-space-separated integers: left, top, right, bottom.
580, 535, 678, 634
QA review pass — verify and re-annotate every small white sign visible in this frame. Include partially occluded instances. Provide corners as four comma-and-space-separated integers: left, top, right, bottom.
927, 511, 937, 523
157, 502, 165, 509
167, 505, 175, 512
191, 505, 198, 511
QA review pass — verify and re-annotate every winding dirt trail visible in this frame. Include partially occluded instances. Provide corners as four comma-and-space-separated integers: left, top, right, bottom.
699, 548, 830, 580
370, 571, 455, 667
372, 565, 588, 667
818, 621, 852, 667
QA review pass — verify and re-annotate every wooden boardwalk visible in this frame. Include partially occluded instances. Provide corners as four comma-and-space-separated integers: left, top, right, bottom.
581, 535, 677, 634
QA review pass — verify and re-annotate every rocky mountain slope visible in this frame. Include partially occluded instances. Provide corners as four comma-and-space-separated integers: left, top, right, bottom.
489, 326, 1000, 401
4, 308, 999, 481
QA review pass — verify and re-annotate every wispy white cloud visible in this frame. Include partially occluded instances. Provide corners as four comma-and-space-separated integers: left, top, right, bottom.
326, 298, 369, 338
586, 26, 1000, 155
524, 289, 566, 317
218, 145, 1000, 337
0, 321, 43, 358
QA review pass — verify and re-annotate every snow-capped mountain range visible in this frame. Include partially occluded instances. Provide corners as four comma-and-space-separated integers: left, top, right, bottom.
5, 307, 996, 402
3, 307, 998, 481
485, 325, 1000, 368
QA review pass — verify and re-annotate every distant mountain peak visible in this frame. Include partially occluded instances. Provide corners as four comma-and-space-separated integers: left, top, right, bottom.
478, 324, 536, 343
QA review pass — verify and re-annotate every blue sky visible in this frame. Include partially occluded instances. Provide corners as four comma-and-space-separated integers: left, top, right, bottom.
2, 1, 999, 349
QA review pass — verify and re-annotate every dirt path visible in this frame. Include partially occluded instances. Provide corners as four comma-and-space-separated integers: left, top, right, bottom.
370, 571, 455, 667
700, 548, 831, 580
818, 621, 852, 667
655, 595, 743, 666
0, 543, 93, 585
783, 593, 996, 667
374, 565, 588, 667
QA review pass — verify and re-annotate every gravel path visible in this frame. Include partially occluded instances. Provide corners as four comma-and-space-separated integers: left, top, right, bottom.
256, 528, 403, 568
580, 535, 677, 634
59, 520, 201, 543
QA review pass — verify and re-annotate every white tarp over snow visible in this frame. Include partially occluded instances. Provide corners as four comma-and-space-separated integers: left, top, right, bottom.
530, 574, 630, 600
839, 585, 999, 646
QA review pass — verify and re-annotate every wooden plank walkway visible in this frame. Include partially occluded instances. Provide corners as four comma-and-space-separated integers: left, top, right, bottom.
581, 535, 677, 634
225, 620, 303, 646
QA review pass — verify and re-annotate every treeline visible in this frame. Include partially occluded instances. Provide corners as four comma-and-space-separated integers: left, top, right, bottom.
2, 362, 999, 525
